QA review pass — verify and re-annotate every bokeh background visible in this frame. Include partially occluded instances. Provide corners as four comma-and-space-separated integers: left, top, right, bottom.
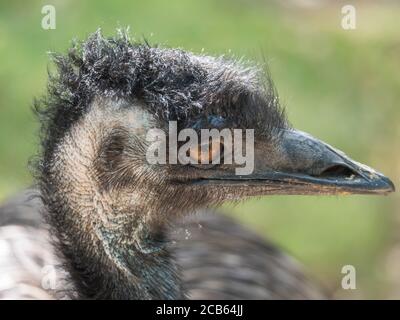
0, 0, 399, 298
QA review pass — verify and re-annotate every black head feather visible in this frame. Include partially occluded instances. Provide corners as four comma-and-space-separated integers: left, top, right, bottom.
34, 29, 287, 177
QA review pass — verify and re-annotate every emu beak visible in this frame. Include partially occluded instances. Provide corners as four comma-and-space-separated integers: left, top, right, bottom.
200, 130, 395, 196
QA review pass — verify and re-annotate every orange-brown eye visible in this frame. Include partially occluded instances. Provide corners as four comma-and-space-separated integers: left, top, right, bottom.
190, 141, 223, 165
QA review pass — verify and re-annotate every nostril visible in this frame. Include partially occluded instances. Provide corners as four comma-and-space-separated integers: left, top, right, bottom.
318, 164, 359, 179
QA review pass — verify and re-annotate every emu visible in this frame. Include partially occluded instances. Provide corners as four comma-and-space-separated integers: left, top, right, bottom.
0, 31, 394, 300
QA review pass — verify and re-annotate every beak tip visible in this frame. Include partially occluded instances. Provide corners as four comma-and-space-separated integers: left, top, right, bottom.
386, 178, 395, 193
376, 175, 395, 194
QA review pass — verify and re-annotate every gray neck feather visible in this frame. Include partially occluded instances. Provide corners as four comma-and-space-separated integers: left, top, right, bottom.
42, 99, 184, 299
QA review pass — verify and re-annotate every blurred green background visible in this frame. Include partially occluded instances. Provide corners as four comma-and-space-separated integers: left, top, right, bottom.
0, 0, 399, 298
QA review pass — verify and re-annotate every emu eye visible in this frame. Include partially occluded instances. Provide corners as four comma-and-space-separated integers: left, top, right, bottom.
190, 141, 224, 168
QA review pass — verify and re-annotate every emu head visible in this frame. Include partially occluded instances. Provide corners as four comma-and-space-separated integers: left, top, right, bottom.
38, 31, 395, 226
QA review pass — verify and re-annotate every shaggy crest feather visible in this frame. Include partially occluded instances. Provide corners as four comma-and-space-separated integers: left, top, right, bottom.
34, 29, 287, 178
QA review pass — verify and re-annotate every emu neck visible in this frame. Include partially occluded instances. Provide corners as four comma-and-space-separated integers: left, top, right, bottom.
43, 101, 183, 299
